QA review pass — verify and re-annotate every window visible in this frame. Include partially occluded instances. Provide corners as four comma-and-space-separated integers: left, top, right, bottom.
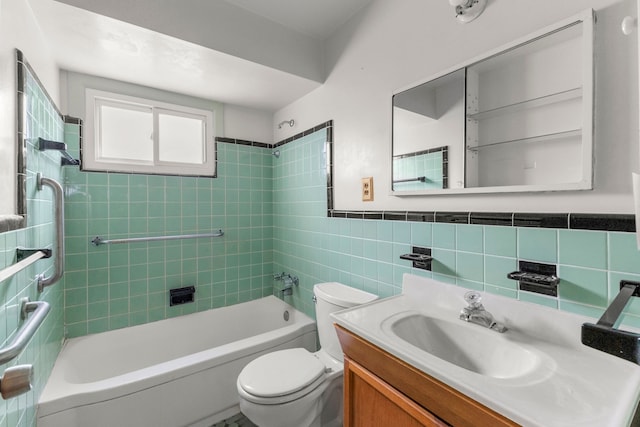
83, 89, 216, 176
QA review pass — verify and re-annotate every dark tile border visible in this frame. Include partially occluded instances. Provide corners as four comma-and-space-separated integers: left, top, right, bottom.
513, 213, 569, 229
470, 212, 513, 226
215, 137, 271, 149
436, 212, 469, 224
569, 213, 636, 232
329, 209, 635, 232
221, 121, 637, 234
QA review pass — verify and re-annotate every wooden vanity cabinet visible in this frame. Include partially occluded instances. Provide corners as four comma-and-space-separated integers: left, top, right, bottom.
344, 357, 448, 427
336, 325, 520, 427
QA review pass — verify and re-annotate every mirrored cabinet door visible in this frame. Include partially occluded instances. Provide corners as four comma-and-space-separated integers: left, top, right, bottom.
392, 69, 465, 191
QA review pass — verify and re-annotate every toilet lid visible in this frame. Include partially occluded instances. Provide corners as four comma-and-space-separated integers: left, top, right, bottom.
238, 348, 326, 398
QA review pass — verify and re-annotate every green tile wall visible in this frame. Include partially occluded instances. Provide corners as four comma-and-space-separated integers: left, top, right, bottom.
0, 63, 65, 427
393, 150, 445, 191
3, 72, 638, 426
62, 135, 274, 337
272, 129, 640, 330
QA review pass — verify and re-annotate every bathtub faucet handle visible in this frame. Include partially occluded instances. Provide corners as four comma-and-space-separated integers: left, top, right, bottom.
274, 272, 299, 286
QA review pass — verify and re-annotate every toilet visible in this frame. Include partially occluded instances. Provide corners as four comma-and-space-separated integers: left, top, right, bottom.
237, 282, 378, 427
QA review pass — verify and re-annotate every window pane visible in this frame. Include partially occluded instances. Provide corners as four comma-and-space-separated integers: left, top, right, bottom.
100, 104, 153, 162
158, 113, 204, 164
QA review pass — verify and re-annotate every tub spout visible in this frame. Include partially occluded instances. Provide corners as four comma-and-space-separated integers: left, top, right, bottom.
274, 272, 299, 297
280, 286, 293, 296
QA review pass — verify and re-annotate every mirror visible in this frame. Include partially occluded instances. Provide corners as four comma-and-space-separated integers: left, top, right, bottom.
5, 51, 29, 231
392, 10, 593, 195
0, 51, 27, 232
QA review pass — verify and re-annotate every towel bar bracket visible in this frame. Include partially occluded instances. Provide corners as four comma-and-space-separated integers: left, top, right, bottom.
16, 249, 51, 262
37, 137, 80, 167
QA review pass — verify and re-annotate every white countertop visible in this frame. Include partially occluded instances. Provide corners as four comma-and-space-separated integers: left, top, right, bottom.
331, 274, 640, 427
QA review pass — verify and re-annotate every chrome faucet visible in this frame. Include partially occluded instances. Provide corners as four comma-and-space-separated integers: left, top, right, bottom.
459, 291, 507, 333
274, 272, 299, 296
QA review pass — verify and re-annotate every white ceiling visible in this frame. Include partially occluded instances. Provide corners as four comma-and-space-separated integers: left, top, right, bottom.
223, 0, 374, 40
27, 0, 375, 112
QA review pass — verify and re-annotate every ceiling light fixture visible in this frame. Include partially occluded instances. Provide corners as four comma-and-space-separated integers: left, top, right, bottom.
449, 0, 487, 24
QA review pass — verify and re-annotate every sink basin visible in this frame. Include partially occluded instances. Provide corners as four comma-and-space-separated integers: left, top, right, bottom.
382, 312, 540, 378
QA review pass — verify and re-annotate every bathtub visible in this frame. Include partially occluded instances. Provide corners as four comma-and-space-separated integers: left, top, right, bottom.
37, 296, 317, 427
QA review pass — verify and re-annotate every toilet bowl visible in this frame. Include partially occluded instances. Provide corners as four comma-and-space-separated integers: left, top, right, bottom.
236, 282, 377, 427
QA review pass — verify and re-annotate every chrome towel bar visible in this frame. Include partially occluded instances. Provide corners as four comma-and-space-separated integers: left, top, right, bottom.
0, 250, 49, 285
0, 298, 50, 365
91, 230, 225, 246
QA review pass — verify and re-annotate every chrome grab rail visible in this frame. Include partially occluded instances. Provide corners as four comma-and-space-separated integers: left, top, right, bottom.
36, 174, 65, 292
0, 298, 50, 365
91, 230, 224, 246
0, 251, 47, 284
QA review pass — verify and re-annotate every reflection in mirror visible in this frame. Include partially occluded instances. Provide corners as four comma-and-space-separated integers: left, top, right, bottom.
393, 69, 464, 191
393, 146, 449, 191
391, 10, 593, 195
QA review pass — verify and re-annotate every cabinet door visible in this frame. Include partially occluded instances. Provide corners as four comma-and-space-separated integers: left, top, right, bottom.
344, 358, 449, 427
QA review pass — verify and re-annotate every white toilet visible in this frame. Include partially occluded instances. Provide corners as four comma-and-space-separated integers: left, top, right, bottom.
237, 282, 378, 427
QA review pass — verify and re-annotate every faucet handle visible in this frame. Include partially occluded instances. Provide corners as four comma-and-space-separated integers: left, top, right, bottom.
463, 291, 483, 308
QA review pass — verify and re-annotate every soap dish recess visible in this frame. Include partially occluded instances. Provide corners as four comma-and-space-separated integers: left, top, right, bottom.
508, 260, 559, 297
400, 246, 432, 271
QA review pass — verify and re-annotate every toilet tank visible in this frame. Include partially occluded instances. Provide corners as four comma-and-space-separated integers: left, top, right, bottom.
313, 282, 378, 362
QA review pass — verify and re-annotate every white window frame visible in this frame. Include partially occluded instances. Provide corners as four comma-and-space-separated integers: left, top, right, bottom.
83, 88, 216, 177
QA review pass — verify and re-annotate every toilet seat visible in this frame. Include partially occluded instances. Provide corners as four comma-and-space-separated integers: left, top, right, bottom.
238, 348, 328, 405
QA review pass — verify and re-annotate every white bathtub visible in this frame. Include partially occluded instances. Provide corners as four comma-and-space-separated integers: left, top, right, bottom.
37, 296, 317, 427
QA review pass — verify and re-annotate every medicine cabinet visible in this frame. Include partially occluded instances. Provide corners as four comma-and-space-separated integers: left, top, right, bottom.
391, 9, 594, 195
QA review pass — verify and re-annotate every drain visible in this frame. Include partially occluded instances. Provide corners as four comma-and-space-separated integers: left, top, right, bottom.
283, 310, 290, 321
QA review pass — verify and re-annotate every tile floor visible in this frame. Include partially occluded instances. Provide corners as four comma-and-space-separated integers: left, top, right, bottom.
211, 412, 257, 427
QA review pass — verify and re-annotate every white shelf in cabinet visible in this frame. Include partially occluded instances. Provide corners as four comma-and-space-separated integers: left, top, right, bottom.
466, 87, 582, 121
467, 129, 581, 152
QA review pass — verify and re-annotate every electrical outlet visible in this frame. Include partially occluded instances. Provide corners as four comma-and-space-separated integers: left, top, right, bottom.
361, 177, 373, 201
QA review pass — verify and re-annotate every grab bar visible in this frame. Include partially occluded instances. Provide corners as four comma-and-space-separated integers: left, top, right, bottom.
0, 249, 51, 284
91, 230, 225, 246
0, 298, 50, 365
36, 174, 65, 292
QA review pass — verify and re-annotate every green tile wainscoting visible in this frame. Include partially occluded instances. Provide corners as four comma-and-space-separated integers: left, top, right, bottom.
271, 129, 640, 329
62, 128, 275, 337
0, 56, 65, 427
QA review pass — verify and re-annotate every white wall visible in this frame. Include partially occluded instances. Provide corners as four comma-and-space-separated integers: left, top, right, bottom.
61, 71, 274, 145
275, 0, 640, 214
224, 105, 273, 143
0, 0, 58, 216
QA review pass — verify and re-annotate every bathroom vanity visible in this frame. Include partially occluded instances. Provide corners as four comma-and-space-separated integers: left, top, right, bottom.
332, 274, 640, 427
